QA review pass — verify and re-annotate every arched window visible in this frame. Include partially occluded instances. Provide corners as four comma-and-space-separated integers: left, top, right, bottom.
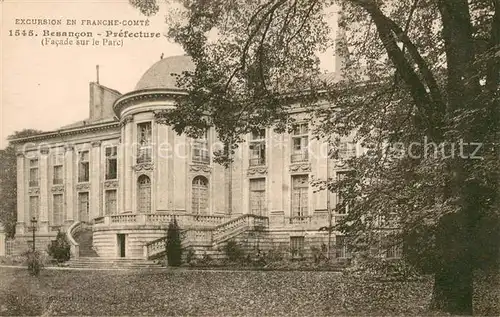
192, 176, 209, 214
137, 175, 151, 213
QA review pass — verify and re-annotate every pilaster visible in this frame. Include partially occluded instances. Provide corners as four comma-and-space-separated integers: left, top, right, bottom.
16, 152, 25, 234
90, 140, 101, 219
315, 138, 328, 211
124, 119, 134, 212
64, 145, 75, 223
39, 147, 49, 233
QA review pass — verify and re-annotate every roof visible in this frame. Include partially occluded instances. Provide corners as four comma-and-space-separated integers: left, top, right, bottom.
134, 55, 195, 91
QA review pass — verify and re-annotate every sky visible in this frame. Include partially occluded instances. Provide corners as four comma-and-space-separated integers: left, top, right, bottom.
1, 0, 338, 149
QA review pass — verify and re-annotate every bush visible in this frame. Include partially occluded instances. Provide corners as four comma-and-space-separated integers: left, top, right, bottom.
185, 247, 196, 264
222, 240, 245, 262
23, 250, 44, 276
166, 218, 182, 267
47, 230, 71, 263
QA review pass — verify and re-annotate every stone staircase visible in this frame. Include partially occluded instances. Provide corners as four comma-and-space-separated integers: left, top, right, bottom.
67, 257, 162, 269
145, 214, 269, 260
73, 227, 99, 257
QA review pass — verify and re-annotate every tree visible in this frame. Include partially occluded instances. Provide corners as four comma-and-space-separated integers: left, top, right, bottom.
0, 129, 43, 238
166, 217, 183, 267
130, 0, 499, 314
47, 230, 71, 263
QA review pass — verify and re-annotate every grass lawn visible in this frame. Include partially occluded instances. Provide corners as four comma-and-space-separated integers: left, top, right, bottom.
0, 267, 442, 316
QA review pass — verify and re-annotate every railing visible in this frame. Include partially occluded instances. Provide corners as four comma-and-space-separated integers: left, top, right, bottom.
291, 152, 309, 163
288, 216, 312, 224
143, 214, 269, 260
110, 214, 137, 223
192, 155, 210, 164
95, 213, 230, 227
29, 180, 39, 187
53, 178, 64, 185
67, 221, 81, 259
249, 157, 266, 166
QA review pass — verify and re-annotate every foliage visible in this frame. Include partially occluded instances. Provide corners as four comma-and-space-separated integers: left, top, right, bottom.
184, 247, 196, 264
166, 218, 182, 267
23, 250, 44, 276
131, 0, 499, 313
0, 129, 43, 238
47, 230, 71, 263
222, 239, 245, 262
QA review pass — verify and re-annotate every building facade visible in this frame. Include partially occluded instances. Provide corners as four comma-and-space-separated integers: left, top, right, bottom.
11, 55, 360, 260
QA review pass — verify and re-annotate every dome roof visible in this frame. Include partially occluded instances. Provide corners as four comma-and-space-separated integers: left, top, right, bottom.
134, 55, 195, 91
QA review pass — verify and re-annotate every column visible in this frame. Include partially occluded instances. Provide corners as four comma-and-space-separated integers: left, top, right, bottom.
64, 145, 75, 223
90, 140, 101, 219
39, 147, 49, 233
15, 152, 25, 234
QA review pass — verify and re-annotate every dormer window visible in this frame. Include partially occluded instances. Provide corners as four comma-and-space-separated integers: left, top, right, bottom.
137, 122, 152, 163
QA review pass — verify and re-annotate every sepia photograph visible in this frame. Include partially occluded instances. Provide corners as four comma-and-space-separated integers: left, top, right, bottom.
0, 0, 499, 315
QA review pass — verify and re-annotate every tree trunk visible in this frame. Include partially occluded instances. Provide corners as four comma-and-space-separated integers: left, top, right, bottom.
432, 262, 473, 315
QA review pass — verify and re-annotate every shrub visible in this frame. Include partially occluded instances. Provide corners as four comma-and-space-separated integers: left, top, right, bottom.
185, 247, 196, 264
222, 240, 245, 262
166, 218, 182, 267
47, 230, 71, 263
23, 250, 44, 276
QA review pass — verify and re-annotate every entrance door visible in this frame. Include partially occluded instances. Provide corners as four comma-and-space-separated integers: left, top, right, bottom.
117, 234, 126, 258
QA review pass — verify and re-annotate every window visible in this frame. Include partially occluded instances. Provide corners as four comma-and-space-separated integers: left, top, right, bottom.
137, 122, 152, 163
330, 138, 356, 160
78, 192, 89, 222
29, 196, 39, 220
78, 151, 90, 183
137, 175, 151, 213
249, 178, 266, 216
384, 236, 402, 259
249, 129, 266, 166
192, 131, 209, 164
29, 158, 39, 187
292, 123, 309, 159
52, 153, 64, 185
105, 190, 117, 215
292, 175, 308, 217
336, 235, 351, 259
52, 194, 64, 225
339, 140, 356, 158
192, 176, 209, 214
336, 171, 353, 215
105, 146, 118, 180
290, 236, 305, 257
291, 123, 309, 162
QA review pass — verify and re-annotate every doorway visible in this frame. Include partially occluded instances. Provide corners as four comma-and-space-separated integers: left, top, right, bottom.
117, 234, 126, 258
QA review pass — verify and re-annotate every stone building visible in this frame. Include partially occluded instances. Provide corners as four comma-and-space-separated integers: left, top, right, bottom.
10, 55, 361, 260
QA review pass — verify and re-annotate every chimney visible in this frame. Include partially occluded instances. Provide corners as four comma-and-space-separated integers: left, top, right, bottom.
334, 11, 349, 76
96, 65, 100, 84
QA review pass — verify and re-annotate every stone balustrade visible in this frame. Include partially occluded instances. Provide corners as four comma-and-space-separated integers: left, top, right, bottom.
144, 214, 269, 259
94, 213, 231, 229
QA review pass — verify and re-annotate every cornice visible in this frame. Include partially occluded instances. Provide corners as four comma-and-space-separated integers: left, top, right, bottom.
133, 162, 154, 172
9, 121, 120, 144
247, 166, 268, 176
189, 164, 212, 174
113, 89, 187, 118
289, 162, 312, 173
